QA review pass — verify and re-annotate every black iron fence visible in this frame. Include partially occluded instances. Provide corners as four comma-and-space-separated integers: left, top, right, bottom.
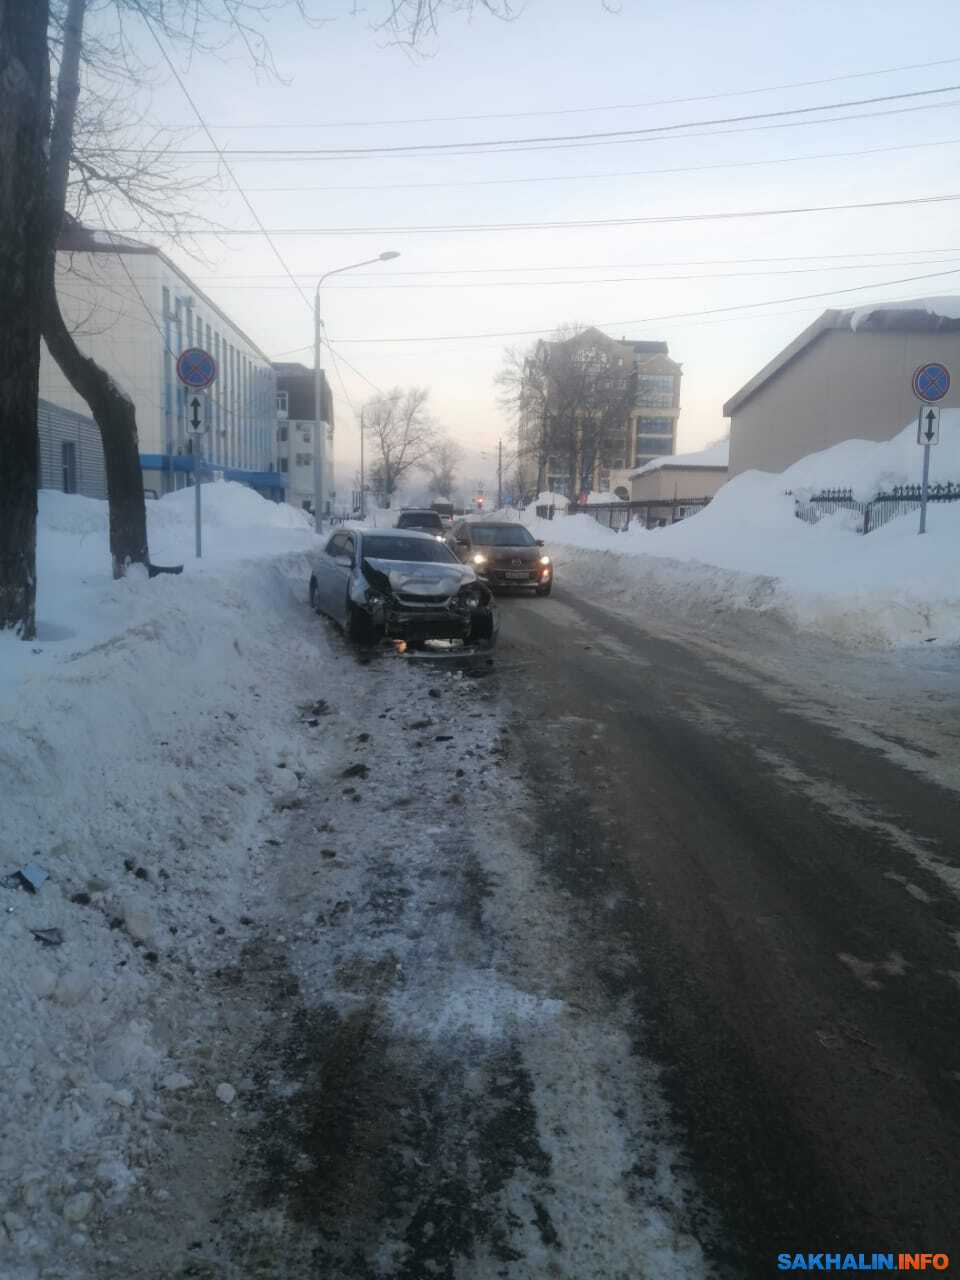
793, 483, 960, 534
568, 497, 712, 530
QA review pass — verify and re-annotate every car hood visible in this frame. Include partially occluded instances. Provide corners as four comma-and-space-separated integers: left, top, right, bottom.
363, 557, 476, 596
476, 544, 540, 561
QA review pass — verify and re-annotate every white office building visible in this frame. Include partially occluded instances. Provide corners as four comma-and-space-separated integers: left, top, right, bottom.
39, 221, 283, 500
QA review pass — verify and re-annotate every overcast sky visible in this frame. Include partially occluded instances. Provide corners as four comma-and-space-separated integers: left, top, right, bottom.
117, 0, 960, 484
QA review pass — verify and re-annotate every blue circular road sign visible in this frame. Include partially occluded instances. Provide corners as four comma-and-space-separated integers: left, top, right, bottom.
176, 347, 218, 390
912, 362, 950, 403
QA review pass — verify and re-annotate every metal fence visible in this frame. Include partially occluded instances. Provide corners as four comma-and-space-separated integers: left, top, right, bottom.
793, 483, 960, 534
568, 497, 712, 531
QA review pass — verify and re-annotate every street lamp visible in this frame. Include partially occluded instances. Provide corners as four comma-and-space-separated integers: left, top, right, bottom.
314, 250, 400, 531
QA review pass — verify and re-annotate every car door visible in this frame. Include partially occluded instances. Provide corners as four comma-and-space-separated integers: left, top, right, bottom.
328, 531, 357, 626
453, 523, 471, 563
315, 532, 346, 616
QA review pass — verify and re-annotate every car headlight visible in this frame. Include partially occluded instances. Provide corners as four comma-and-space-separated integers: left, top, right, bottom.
435, 535, 445, 542
539, 555, 551, 565
472, 553, 487, 566
464, 594, 481, 609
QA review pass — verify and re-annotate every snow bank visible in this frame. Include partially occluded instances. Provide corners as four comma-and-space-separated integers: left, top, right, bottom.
528, 419, 960, 648
0, 487, 322, 1262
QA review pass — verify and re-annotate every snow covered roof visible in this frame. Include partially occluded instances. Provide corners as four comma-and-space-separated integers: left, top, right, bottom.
723, 298, 960, 417
630, 440, 729, 479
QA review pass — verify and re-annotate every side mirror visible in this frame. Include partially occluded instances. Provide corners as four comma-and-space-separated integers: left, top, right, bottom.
456, 539, 470, 549
536, 539, 544, 546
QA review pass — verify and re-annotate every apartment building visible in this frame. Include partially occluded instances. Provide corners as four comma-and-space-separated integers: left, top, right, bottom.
39, 219, 283, 500
273, 361, 335, 514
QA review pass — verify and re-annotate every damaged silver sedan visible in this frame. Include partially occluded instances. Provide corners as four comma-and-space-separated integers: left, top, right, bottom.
309, 528, 499, 651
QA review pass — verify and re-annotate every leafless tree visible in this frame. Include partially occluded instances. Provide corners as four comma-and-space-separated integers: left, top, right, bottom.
422, 436, 464, 499
363, 388, 437, 505
0, 2, 52, 638
498, 325, 636, 503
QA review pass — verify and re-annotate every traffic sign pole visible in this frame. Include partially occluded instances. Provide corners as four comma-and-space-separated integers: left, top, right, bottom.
919, 436, 932, 535
911, 363, 950, 536
176, 350, 217, 561
195, 430, 203, 558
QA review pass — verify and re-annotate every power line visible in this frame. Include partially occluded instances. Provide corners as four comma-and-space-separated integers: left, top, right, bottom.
237, 136, 960, 194
186, 247, 960, 280
132, 83, 960, 159
139, 12, 313, 322
183, 55, 960, 130
184, 257, 960, 292
102, 189, 960, 238
314, 265, 960, 344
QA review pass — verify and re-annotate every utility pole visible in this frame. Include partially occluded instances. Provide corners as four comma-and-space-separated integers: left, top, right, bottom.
359, 407, 366, 522
497, 438, 503, 510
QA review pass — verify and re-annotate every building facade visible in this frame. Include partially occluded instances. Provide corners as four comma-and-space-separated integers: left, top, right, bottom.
629, 442, 729, 502
273, 361, 334, 514
39, 221, 283, 500
518, 327, 682, 498
37, 399, 107, 500
724, 303, 960, 478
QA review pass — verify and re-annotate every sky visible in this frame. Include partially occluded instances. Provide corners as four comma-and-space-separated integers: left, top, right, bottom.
101, 0, 960, 493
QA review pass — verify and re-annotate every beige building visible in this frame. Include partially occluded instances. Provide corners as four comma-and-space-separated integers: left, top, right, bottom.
724, 301, 960, 479
629, 441, 728, 502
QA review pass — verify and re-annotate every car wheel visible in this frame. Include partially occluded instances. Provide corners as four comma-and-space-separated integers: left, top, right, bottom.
309, 577, 321, 613
536, 581, 553, 597
347, 601, 377, 648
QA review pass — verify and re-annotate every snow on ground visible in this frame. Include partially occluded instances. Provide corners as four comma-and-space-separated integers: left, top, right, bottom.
522, 418, 960, 648
0, 484, 322, 1272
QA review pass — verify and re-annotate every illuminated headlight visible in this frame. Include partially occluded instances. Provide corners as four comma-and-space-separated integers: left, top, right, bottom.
365, 590, 382, 604
435, 535, 444, 541
472, 553, 487, 566
539, 555, 551, 565
464, 594, 481, 609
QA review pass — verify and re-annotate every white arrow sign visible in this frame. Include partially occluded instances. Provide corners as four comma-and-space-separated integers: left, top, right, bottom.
916, 405, 941, 446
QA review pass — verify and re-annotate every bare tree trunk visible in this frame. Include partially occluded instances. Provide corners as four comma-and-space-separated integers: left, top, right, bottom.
43, 0, 149, 577
0, 0, 51, 637
43, 287, 149, 575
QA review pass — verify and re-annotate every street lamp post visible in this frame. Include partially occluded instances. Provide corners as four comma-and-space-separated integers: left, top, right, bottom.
313, 250, 400, 532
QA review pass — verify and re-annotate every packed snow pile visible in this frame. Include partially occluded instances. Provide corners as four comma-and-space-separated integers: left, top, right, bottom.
850, 294, 960, 331
526, 418, 960, 647
0, 486, 322, 1266
631, 440, 729, 478
523, 491, 570, 512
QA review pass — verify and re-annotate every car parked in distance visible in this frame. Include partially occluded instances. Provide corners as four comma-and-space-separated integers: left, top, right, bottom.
395, 509, 446, 538
452, 520, 553, 595
309, 528, 498, 649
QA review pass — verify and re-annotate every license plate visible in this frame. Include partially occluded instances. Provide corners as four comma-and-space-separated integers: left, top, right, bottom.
506, 571, 529, 580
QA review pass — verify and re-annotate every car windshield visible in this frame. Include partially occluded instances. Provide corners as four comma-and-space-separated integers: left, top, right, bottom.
362, 536, 458, 564
398, 512, 442, 529
468, 525, 538, 547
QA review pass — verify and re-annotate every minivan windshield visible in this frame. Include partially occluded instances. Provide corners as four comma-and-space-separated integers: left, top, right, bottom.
469, 525, 537, 547
362, 535, 458, 564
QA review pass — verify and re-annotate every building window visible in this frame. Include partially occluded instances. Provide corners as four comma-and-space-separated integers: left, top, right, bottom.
635, 416, 674, 436
277, 391, 288, 418
61, 441, 77, 494
278, 457, 288, 473
636, 435, 674, 456
297, 424, 312, 443
295, 452, 312, 467
277, 424, 288, 442
636, 375, 675, 409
